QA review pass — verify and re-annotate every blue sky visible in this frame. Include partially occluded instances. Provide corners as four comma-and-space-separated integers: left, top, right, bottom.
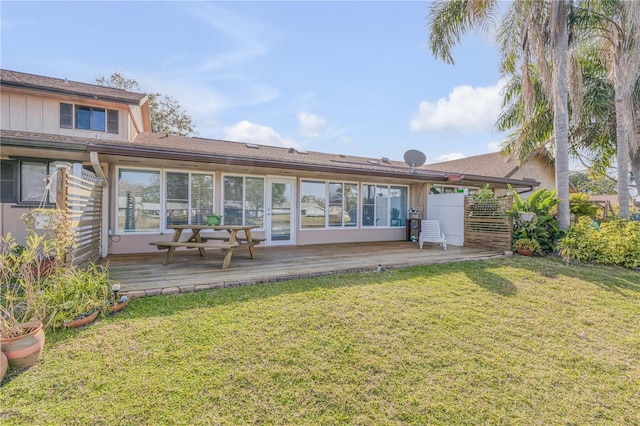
1, 1, 506, 165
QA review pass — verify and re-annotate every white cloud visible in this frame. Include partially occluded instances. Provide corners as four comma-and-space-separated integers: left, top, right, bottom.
487, 141, 502, 152
297, 112, 326, 138
223, 120, 299, 149
435, 153, 466, 162
411, 79, 506, 133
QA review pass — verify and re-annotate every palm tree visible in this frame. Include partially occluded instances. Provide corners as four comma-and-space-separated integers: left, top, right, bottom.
496, 3, 640, 206
588, 0, 640, 218
428, 0, 573, 229
497, 42, 619, 186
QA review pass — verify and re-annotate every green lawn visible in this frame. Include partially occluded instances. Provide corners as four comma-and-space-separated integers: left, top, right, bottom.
1, 256, 639, 425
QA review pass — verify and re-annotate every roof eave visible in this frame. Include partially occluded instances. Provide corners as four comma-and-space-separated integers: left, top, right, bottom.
0, 81, 145, 105
456, 174, 540, 189
1, 135, 88, 152
86, 143, 451, 181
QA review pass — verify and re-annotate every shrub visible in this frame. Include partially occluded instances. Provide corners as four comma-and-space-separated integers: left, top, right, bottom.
514, 238, 541, 254
569, 193, 599, 219
507, 187, 563, 252
37, 264, 111, 328
557, 217, 640, 268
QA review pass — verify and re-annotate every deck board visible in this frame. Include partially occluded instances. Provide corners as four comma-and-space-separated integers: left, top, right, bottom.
102, 241, 503, 297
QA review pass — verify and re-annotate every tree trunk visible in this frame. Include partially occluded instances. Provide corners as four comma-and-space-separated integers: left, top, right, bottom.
614, 78, 631, 219
551, 0, 571, 230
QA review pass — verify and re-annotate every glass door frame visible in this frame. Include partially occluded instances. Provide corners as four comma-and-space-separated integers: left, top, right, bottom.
265, 176, 296, 246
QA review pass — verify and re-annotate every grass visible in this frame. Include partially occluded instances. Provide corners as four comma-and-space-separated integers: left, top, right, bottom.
1, 256, 639, 425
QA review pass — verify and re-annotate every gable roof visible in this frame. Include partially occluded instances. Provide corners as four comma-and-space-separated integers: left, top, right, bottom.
425, 152, 522, 179
1, 129, 540, 188
0, 69, 147, 104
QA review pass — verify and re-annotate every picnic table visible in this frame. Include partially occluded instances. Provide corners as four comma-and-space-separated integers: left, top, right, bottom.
149, 225, 263, 269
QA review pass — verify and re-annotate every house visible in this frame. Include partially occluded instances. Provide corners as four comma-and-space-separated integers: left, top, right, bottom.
0, 69, 540, 258
425, 152, 555, 197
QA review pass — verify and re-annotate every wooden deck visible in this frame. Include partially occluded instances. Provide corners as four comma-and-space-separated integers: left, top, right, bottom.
102, 242, 504, 298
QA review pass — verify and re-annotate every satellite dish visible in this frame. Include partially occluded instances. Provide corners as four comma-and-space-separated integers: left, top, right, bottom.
404, 150, 426, 174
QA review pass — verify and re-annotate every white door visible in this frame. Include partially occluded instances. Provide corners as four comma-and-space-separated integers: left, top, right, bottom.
266, 177, 295, 246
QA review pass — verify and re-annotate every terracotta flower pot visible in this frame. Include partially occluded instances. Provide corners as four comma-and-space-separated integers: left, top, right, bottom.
64, 310, 99, 328
1, 351, 8, 382
517, 248, 533, 257
110, 298, 129, 313
0, 321, 45, 368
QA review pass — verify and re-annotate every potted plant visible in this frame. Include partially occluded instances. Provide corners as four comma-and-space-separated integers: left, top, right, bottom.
206, 214, 222, 226
41, 264, 111, 329
408, 208, 420, 219
0, 234, 47, 368
514, 238, 541, 256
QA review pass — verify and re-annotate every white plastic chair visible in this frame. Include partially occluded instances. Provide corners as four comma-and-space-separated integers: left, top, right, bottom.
419, 220, 447, 250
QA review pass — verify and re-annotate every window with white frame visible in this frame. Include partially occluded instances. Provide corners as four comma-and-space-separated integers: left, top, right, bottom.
117, 168, 161, 233
223, 176, 264, 227
361, 184, 407, 227
165, 171, 214, 227
301, 180, 358, 228
60, 103, 119, 134
117, 168, 215, 233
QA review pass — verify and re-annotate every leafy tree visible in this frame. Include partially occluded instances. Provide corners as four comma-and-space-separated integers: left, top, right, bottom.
96, 72, 197, 136
569, 171, 617, 194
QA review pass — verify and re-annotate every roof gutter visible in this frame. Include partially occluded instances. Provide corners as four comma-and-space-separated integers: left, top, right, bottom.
457, 173, 540, 189
1, 136, 88, 152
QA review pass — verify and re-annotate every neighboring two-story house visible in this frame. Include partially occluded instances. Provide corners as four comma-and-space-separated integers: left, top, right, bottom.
0, 69, 540, 258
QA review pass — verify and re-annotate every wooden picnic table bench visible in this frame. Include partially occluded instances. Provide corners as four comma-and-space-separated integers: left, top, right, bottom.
148, 225, 260, 269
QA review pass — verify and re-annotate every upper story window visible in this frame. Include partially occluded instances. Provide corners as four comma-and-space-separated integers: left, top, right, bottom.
60, 103, 119, 134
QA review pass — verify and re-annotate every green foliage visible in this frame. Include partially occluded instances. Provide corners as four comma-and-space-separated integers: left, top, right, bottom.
471, 183, 495, 200
96, 72, 197, 136
569, 171, 617, 194
569, 193, 600, 219
1, 214, 112, 335
0, 233, 54, 337
557, 217, 640, 268
507, 187, 563, 252
21, 208, 76, 262
37, 264, 111, 329
514, 237, 541, 253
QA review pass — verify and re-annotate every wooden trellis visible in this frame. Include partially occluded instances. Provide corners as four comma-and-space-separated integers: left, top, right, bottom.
56, 165, 104, 266
464, 196, 513, 252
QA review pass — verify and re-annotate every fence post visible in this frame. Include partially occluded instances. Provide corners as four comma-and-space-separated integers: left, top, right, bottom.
55, 162, 72, 210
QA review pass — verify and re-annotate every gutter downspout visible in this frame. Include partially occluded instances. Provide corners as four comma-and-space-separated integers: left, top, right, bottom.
90, 152, 109, 258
